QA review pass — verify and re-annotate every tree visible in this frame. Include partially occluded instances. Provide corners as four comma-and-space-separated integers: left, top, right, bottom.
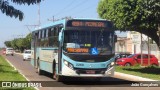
97, 0, 160, 47
23, 33, 32, 49
0, 0, 42, 21
16, 38, 26, 52
4, 41, 12, 47
4, 33, 32, 52
11, 38, 19, 49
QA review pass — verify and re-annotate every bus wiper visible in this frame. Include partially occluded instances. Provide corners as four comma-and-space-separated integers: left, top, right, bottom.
97, 30, 105, 54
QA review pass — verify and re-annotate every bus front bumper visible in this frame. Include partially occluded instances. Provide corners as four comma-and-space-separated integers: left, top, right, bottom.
61, 65, 114, 77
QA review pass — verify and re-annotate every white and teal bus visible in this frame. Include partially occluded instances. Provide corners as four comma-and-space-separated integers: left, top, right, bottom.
31, 18, 116, 81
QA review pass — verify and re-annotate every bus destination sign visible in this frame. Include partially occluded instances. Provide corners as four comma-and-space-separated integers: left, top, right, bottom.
72, 21, 105, 27
67, 20, 110, 28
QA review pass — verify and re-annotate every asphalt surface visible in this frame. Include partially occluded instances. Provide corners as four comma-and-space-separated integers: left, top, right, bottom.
1, 52, 159, 90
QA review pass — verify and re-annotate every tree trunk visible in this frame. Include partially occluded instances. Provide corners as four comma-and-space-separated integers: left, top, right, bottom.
158, 24, 160, 49
136, 29, 159, 50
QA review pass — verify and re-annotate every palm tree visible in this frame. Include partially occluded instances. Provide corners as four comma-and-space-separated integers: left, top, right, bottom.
0, 0, 41, 21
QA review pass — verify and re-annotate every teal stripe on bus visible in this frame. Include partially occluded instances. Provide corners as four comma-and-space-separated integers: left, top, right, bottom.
41, 48, 58, 50
40, 60, 53, 73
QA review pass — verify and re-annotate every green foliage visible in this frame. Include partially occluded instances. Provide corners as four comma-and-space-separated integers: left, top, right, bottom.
0, 55, 26, 81
11, 38, 19, 49
0, 55, 35, 90
116, 66, 160, 80
97, 0, 160, 46
4, 33, 31, 52
23, 33, 31, 49
0, 0, 42, 21
4, 41, 12, 47
98, 0, 160, 30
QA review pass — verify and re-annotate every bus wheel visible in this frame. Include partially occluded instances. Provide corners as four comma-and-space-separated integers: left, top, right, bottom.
56, 75, 63, 82
94, 77, 102, 81
52, 60, 62, 82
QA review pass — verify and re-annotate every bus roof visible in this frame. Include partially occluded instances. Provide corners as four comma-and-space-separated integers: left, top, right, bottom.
34, 19, 66, 31
73, 18, 111, 21
33, 18, 113, 32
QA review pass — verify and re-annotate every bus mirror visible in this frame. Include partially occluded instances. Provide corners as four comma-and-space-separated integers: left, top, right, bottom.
58, 32, 62, 41
58, 31, 63, 42
114, 35, 117, 42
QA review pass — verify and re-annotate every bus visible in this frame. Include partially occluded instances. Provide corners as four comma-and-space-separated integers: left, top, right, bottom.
31, 18, 116, 81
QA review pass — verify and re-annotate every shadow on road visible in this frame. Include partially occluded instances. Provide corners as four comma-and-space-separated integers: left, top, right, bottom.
39, 70, 135, 87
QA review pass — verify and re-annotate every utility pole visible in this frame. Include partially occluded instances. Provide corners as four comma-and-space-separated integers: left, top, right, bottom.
159, 32, 160, 49
141, 32, 143, 66
148, 35, 150, 66
158, 24, 160, 62
38, 2, 41, 26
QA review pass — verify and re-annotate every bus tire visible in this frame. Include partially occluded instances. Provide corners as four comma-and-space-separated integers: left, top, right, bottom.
56, 75, 63, 82
37, 58, 43, 75
52, 60, 62, 82
94, 77, 102, 81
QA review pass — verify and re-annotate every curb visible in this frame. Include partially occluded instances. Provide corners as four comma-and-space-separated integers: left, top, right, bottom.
114, 72, 158, 81
4, 58, 39, 90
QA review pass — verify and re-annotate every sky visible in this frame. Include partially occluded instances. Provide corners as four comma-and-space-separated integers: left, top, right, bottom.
0, 0, 126, 47
0, 0, 100, 47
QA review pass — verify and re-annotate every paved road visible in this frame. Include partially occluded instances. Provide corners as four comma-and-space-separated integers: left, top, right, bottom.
1, 52, 159, 90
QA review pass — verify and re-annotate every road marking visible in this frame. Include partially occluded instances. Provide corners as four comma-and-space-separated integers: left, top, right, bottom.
5, 58, 39, 90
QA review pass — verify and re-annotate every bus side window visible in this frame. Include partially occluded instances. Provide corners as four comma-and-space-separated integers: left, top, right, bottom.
44, 29, 48, 47
48, 28, 51, 47
40, 30, 44, 47
53, 27, 59, 48
37, 31, 41, 46
48, 28, 54, 47
41, 30, 46, 47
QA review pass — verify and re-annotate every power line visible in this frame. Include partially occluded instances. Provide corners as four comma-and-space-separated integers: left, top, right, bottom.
25, 25, 39, 33
66, 0, 89, 13
55, 0, 88, 17
70, 1, 97, 16
54, 0, 76, 16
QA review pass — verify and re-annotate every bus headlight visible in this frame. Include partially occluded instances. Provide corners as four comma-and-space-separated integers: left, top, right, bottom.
63, 60, 74, 70
107, 64, 111, 69
64, 60, 68, 65
107, 62, 114, 70
68, 63, 74, 69
111, 62, 114, 66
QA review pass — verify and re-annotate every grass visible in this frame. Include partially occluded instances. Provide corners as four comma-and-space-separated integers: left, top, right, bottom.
0, 55, 35, 90
115, 65, 160, 80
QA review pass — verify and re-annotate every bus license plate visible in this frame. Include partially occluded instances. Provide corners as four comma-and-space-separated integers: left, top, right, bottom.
86, 70, 95, 74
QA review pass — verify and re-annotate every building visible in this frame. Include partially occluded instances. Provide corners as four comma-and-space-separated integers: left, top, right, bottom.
115, 31, 160, 60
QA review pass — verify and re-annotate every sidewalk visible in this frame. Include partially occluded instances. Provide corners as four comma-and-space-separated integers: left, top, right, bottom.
114, 72, 158, 81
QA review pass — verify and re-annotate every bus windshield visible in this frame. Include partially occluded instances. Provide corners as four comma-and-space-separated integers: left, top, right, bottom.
63, 30, 113, 55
